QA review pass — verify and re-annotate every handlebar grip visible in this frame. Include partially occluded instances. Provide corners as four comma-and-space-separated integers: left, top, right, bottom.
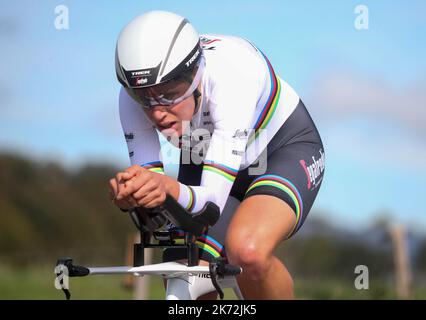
158, 195, 220, 235
56, 258, 90, 277
218, 264, 242, 276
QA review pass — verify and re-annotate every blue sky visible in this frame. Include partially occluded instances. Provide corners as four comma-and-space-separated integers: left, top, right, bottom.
1, 1, 425, 232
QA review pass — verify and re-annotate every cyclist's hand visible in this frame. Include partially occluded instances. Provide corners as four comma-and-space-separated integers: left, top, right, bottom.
116, 165, 167, 209
109, 171, 138, 210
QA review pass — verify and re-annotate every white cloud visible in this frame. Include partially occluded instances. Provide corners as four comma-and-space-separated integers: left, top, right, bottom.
323, 123, 426, 173
304, 69, 426, 172
306, 69, 426, 136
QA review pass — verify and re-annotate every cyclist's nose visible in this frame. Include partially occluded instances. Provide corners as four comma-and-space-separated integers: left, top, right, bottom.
149, 105, 169, 121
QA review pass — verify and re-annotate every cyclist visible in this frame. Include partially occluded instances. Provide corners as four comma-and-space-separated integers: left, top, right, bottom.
109, 10, 325, 299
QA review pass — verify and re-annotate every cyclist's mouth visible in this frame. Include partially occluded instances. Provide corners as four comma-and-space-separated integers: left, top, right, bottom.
157, 121, 178, 132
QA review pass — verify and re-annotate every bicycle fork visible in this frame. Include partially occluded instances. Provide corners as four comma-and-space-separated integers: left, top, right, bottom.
165, 274, 243, 300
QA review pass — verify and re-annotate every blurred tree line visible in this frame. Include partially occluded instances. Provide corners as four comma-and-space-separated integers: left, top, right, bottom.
0, 152, 425, 287
0, 152, 135, 266
282, 225, 394, 282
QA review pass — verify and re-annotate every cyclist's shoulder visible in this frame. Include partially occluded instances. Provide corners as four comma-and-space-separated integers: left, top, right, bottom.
201, 34, 267, 89
200, 33, 246, 47
119, 87, 138, 113
201, 33, 262, 62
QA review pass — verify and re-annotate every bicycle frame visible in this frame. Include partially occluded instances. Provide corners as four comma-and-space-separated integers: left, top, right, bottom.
55, 195, 243, 300
56, 261, 243, 300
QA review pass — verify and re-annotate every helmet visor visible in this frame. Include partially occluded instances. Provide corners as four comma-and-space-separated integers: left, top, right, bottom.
127, 56, 205, 108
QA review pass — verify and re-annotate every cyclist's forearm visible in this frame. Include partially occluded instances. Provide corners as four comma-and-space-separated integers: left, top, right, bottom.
161, 174, 180, 200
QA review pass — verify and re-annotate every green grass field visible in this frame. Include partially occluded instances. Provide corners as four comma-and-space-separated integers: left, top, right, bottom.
0, 264, 425, 300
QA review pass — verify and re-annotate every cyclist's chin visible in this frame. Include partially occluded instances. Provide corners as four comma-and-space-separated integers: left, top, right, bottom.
158, 122, 182, 139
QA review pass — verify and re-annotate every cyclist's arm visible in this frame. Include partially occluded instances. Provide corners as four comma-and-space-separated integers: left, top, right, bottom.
155, 124, 251, 209
119, 88, 165, 174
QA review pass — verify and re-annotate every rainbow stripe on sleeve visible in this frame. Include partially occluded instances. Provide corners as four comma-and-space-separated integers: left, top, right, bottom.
141, 161, 164, 174
203, 160, 238, 183
172, 229, 225, 259
247, 51, 282, 146
246, 174, 303, 237
186, 186, 196, 212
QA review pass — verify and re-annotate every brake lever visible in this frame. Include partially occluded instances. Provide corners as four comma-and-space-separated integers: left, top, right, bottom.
55, 258, 90, 300
208, 258, 242, 300
55, 258, 72, 300
209, 259, 225, 300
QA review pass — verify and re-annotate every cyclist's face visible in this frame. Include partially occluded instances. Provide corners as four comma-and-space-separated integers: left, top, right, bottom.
143, 94, 195, 138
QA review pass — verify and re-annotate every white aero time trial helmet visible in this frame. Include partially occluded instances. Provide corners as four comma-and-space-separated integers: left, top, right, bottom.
115, 11, 205, 108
